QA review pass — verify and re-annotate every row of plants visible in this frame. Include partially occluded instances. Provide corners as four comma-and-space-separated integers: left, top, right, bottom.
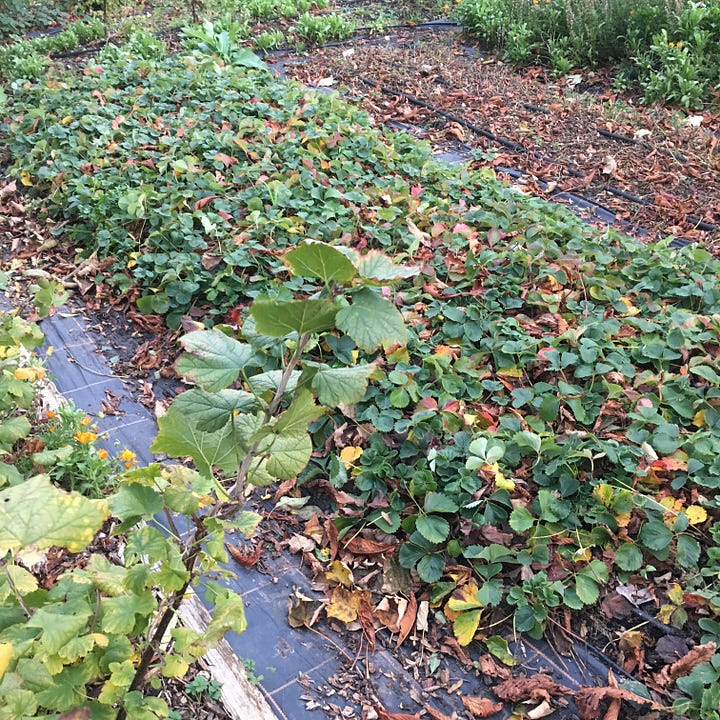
0, 0, 70, 38
3, 25, 720, 716
0, 16, 105, 83
454, 0, 720, 108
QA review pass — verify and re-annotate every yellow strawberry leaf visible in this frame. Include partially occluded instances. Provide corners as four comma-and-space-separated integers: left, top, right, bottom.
452, 608, 482, 646
20, 171, 33, 187
686, 505, 708, 525
339, 446, 363, 469
692, 410, 706, 428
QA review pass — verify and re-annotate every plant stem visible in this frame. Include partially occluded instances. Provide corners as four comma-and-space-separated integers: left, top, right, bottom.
232, 332, 311, 498
117, 517, 208, 720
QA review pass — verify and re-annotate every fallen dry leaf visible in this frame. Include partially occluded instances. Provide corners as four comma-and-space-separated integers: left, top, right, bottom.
287, 588, 324, 629
574, 686, 662, 720
492, 675, 571, 704
423, 705, 452, 720
475, 654, 512, 680
655, 641, 717, 687
326, 586, 363, 623
344, 536, 396, 555
527, 700, 555, 719
374, 706, 420, 720
397, 593, 417, 647
358, 593, 376, 650
226, 542, 262, 567
461, 695, 503, 717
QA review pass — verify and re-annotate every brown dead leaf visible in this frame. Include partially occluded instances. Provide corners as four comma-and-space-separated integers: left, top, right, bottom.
574, 687, 662, 720
475, 654, 512, 680
358, 592, 376, 650
375, 595, 404, 633
461, 695, 503, 717
600, 593, 632, 619
273, 477, 297, 502
655, 641, 717, 687
480, 525, 513, 545
397, 593, 417, 647
493, 675, 571, 704
375, 707, 420, 720
100, 389, 124, 416
288, 588, 324, 629
344, 536, 396, 555
441, 636, 472, 667
226, 542, 262, 567
324, 517, 339, 562
423, 705, 452, 720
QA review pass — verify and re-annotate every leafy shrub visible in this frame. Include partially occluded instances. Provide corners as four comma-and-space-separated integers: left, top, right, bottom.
294, 11, 354, 44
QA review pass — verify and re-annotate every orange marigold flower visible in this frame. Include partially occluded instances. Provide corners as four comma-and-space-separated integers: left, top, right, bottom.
75, 431, 98, 444
96, 448, 109, 459
81, 416, 92, 426
120, 449, 138, 468
46, 410, 57, 419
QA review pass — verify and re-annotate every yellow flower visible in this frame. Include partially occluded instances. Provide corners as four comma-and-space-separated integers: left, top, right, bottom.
96, 448, 109, 459
676, 41, 683, 48
75, 431, 98, 444
13, 367, 45, 381
669, 41, 675, 47
81, 416, 92, 426
46, 410, 57, 419
120, 449, 138, 468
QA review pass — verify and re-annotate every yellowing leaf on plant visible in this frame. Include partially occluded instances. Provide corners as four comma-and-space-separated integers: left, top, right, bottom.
692, 410, 706, 428
446, 582, 482, 615
484, 463, 515, 491
496, 366, 522, 378
0, 642, 12, 680
618, 296, 640, 316
452, 608, 482, 646
659, 496, 681, 511
667, 583, 684, 605
593, 483, 614, 507
340, 445, 363, 469
686, 505, 708, 525
20, 171, 33, 187
615, 512, 631, 528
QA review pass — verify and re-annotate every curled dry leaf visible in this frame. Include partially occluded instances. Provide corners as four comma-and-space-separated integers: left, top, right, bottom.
225, 542, 262, 567
357, 593, 376, 650
344, 536, 396, 555
492, 675, 571, 704
374, 706, 420, 720
461, 695, 503, 717
526, 700, 555, 719
574, 686, 662, 720
655, 641, 717, 687
423, 705, 452, 720
397, 593, 417, 647
287, 587, 324, 629
475, 654, 512, 681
